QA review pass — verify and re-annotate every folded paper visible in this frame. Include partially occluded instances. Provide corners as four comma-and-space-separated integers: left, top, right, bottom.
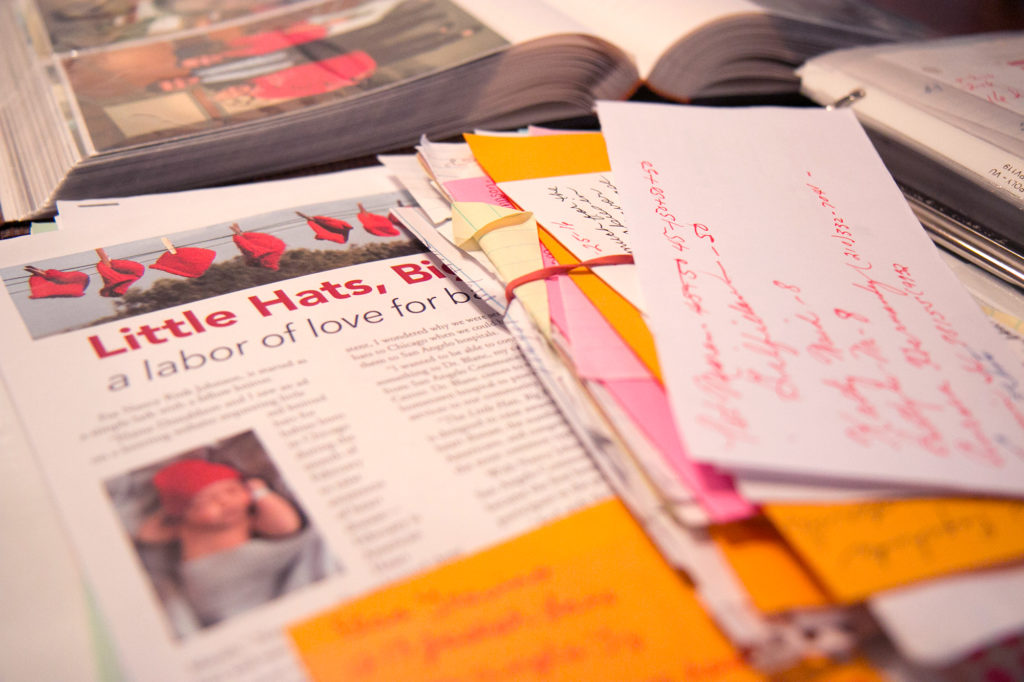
451, 202, 549, 335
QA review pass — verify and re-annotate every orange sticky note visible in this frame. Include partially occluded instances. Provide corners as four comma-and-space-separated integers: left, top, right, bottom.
709, 516, 831, 614
464, 132, 610, 183
290, 500, 763, 681
765, 498, 1024, 603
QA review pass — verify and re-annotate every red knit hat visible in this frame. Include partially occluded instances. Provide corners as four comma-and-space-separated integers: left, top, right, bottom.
152, 459, 240, 515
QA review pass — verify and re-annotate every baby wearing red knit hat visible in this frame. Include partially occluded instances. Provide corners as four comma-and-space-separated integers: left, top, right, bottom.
138, 458, 301, 560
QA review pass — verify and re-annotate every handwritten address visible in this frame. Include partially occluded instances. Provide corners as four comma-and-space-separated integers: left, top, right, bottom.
637, 156, 1015, 465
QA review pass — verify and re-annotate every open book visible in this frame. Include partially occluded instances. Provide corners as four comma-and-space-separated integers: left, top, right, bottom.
0, 0, 919, 222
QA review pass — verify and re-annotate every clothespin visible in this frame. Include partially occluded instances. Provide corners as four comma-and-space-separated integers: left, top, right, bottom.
95, 248, 111, 265
161, 237, 177, 255
24, 265, 46, 277
229, 223, 243, 235
295, 211, 312, 221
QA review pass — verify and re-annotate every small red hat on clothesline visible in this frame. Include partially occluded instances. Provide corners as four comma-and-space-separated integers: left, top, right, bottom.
357, 202, 400, 237
24, 266, 90, 298
298, 211, 353, 244
230, 223, 286, 270
95, 248, 145, 297
151, 238, 216, 278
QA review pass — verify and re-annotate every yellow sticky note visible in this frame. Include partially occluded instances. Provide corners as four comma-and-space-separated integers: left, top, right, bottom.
465, 132, 610, 183
290, 500, 764, 682
451, 202, 549, 335
539, 229, 662, 383
765, 498, 1024, 603
709, 516, 831, 615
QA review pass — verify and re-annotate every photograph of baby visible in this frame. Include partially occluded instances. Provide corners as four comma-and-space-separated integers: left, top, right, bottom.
105, 430, 335, 638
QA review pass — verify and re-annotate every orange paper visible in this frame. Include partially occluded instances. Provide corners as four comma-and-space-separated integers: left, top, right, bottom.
765, 498, 1024, 603
291, 500, 759, 681
291, 500, 887, 682
464, 132, 610, 183
709, 516, 831, 614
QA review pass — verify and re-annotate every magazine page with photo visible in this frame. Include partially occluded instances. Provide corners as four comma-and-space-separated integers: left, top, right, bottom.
0, 167, 611, 681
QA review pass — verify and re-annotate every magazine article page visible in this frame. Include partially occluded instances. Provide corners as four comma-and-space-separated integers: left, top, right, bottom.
0, 168, 609, 681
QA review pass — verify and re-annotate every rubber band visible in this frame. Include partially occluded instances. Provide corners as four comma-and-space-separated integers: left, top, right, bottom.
504, 254, 634, 302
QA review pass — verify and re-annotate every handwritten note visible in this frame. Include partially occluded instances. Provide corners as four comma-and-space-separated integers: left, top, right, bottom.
289, 500, 763, 681
503, 172, 630, 259
765, 497, 1024, 602
598, 102, 1024, 497
290, 499, 884, 681
465, 133, 642, 309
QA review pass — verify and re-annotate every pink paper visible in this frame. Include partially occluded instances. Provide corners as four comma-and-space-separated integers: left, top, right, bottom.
443, 177, 516, 208
557, 274, 648, 381
544, 265, 754, 522
603, 378, 756, 522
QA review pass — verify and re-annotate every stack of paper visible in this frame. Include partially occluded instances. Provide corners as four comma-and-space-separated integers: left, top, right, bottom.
383, 102, 1024, 678
0, 157, 894, 681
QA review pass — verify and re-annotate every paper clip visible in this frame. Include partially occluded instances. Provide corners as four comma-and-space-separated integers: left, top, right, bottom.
504, 254, 634, 302
825, 89, 865, 111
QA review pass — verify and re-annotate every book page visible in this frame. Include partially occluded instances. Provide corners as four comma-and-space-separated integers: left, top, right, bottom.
0, 168, 609, 681
598, 101, 1024, 496
453, 0, 593, 44
545, 0, 758, 77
